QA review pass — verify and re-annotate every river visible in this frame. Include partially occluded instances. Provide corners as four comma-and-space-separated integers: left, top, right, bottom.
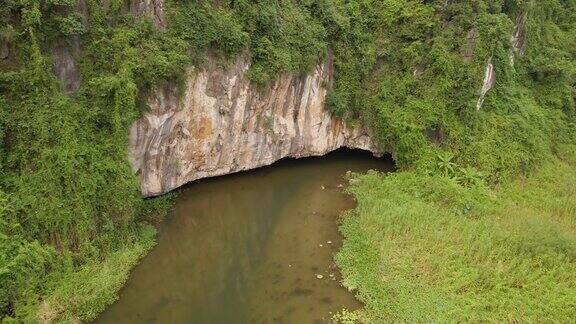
97, 149, 394, 323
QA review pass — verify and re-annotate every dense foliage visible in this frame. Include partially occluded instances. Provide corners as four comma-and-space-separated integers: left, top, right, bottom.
0, 0, 574, 321
0, 1, 177, 321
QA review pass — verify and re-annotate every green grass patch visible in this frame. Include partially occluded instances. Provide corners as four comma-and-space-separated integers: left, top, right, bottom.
11, 225, 156, 323
336, 147, 576, 322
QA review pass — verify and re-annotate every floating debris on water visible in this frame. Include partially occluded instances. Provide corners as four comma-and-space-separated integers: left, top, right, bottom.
316, 274, 324, 279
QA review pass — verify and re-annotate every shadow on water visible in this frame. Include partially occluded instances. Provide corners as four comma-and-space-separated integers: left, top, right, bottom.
96, 149, 395, 324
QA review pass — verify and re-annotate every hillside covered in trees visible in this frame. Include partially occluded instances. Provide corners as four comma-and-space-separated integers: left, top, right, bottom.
1, 0, 575, 322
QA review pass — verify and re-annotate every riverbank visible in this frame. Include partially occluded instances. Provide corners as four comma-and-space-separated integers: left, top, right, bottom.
337, 145, 576, 322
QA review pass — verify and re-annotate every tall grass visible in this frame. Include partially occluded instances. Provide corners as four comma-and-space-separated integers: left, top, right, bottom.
337, 147, 576, 322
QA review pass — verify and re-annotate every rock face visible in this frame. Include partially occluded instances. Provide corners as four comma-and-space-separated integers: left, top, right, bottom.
126, 0, 166, 29
510, 11, 528, 66
51, 37, 82, 94
0, 41, 9, 60
463, 28, 478, 63
50, 0, 88, 94
476, 57, 496, 111
129, 57, 381, 197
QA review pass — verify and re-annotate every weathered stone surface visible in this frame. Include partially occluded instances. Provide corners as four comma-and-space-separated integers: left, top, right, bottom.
476, 57, 496, 111
51, 37, 82, 94
0, 40, 9, 60
510, 11, 527, 66
463, 28, 478, 62
49, 0, 88, 94
127, 0, 166, 29
425, 126, 445, 147
413, 63, 425, 78
129, 57, 382, 197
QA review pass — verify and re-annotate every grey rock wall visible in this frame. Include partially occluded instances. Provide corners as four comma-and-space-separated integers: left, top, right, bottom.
126, 0, 166, 29
51, 37, 82, 94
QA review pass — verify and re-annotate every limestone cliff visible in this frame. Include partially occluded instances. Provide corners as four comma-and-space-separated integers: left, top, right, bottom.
129, 57, 381, 197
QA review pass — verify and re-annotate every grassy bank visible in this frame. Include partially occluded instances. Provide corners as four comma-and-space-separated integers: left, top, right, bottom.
336, 145, 576, 322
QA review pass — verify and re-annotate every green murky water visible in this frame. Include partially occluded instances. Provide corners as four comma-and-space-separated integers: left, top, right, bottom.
97, 149, 394, 324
